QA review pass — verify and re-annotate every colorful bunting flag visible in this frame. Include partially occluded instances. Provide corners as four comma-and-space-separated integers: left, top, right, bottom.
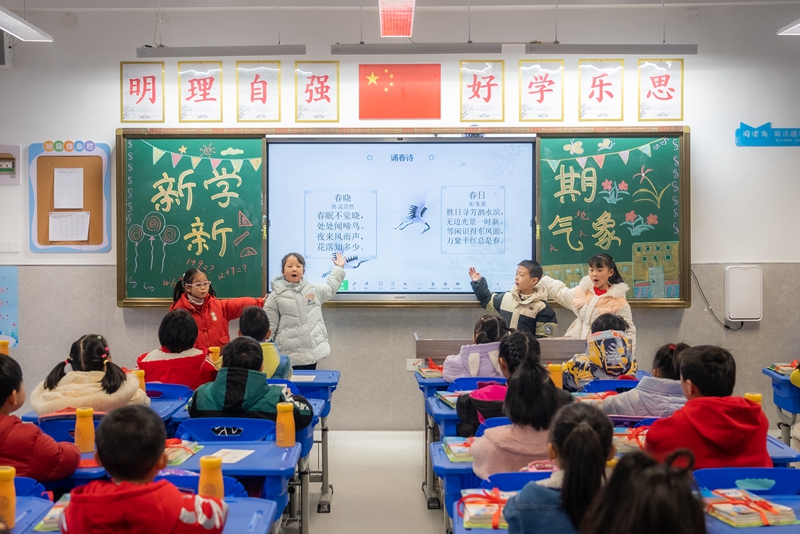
639, 145, 652, 157
152, 148, 165, 165
592, 155, 605, 168
210, 159, 222, 171
576, 157, 587, 169
547, 160, 559, 172
191, 157, 202, 169
249, 158, 262, 172
619, 150, 630, 165
171, 153, 182, 167
232, 159, 244, 174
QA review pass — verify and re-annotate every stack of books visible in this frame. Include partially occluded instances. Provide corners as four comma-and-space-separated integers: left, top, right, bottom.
435, 391, 464, 409
417, 367, 443, 379
768, 362, 798, 376
442, 436, 474, 462
571, 391, 617, 405
34, 495, 70, 532
460, 489, 517, 529
612, 427, 647, 454
705, 489, 798, 527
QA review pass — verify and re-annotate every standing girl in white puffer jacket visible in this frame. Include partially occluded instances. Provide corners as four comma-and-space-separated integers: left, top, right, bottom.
264, 252, 346, 370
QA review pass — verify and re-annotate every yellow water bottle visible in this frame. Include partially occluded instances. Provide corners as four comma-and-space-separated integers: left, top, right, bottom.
74, 407, 95, 453
198, 456, 224, 499
547, 363, 563, 389
208, 347, 221, 370
133, 369, 146, 391
745, 393, 763, 406
0, 340, 9, 356
276, 402, 295, 448
0, 466, 15, 529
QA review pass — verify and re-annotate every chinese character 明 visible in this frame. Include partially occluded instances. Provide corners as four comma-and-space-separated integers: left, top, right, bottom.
554, 165, 581, 204
212, 219, 232, 257
548, 215, 584, 251
186, 76, 217, 102
646, 74, 675, 101
204, 168, 243, 208
591, 211, 621, 250
250, 73, 268, 104
184, 217, 210, 255
527, 73, 555, 104
588, 73, 613, 103
304, 75, 331, 103
130, 75, 157, 105
467, 74, 498, 103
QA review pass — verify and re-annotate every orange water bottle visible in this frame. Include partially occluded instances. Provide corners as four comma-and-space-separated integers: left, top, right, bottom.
198, 456, 224, 499
745, 393, 763, 406
75, 407, 95, 453
208, 347, 221, 370
0, 466, 15, 528
547, 363, 563, 389
0, 340, 9, 356
276, 402, 295, 448
133, 369, 146, 391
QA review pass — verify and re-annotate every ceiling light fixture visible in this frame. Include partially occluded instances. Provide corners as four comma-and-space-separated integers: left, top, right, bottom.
778, 18, 800, 35
0, 4, 52, 42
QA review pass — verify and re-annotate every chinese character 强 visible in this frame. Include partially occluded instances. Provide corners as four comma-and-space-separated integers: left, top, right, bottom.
186, 77, 217, 102
592, 211, 621, 250
304, 75, 331, 103
548, 215, 584, 251
250, 74, 268, 104
130, 76, 157, 105
467, 74, 498, 103
589, 73, 613, 103
528, 73, 555, 104
646, 74, 675, 101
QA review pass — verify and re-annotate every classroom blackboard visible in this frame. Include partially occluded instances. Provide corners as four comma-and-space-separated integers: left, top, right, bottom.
117, 132, 266, 306
537, 132, 690, 306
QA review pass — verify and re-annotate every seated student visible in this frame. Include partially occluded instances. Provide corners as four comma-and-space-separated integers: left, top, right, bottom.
30, 334, 149, 415
0, 354, 80, 481
602, 343, 690, 417
468, 261, 558, 339
561, 314, 637, 392
504, 403, 615, 534
136, 309, 217, 389
188, 337, 313, 429
61, 405, 228, 533
581, 449, 706, 534
238, 306, 292, 379
442, 315, 509, 382
471, 356, 563, 479
646, 345, 770, 469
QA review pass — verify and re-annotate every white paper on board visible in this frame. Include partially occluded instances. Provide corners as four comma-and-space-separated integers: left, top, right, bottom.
49, 212, 90, 241
54, 168, 84, 209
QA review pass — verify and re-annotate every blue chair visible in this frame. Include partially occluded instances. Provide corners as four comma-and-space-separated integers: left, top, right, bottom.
475, 417, 511, 437
693, 468, 800, 496
266, 379, 300, 396
39, 417, 102, 443
447, 377, 506, 392
480, 471, 552, 491
15, 477, 48, 499
146, 383, 193, 401
633, 417, 660, 428
176, 418, 276, 442
608, 414, 652, 427
583, 379, 639, 393
155, 473, 248, 497
636, 369, 652, 380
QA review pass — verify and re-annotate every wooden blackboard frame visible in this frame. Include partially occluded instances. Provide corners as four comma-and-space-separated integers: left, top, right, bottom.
116, 129, 268, 307
536, 128, 691, 308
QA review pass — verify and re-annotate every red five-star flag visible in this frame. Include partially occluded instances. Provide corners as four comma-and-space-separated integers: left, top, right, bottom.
359, 64, 441, 119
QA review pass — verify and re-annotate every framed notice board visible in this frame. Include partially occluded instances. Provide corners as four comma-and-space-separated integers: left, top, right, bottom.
537, 130, 690, 307
116, 131, 267, 307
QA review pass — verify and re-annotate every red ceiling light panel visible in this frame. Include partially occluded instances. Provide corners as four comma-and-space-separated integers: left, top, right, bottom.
379, 0, 415, 37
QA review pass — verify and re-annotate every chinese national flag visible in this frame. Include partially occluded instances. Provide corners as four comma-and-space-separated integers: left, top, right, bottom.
359, 64, 441, 119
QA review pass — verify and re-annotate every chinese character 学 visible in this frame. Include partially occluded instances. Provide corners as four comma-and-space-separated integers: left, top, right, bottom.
186, 76, 217, 102
467, 74, 498, 103
548, 215, 584, 251
588, 73, 613, 103
130, 75, 157, 105
204, 168, 242, 208
250, 74, 268, 104
591, 211, 621, 250
646, 74, 675, 101
304, 75, 331, 103
528, 73, 555, 104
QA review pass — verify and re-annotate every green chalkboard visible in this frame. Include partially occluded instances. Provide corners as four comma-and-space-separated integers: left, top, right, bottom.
117, 133, 266, 306
537, 133, 690, 306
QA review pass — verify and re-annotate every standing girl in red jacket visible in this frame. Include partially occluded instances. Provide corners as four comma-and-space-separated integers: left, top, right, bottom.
170, 268, 264, 353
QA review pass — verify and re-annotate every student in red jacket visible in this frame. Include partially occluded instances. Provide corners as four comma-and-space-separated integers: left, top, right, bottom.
0, 354, 80, 481
645, 345, 770, 470
137, 309, 217, 389
61, 405, 228, 534
170, 268, 264, 353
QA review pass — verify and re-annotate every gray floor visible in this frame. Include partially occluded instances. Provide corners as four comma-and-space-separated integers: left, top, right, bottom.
303, 431, 446, 534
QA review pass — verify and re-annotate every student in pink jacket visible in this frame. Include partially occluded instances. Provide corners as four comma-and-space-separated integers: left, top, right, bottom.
442, 315, 509, 382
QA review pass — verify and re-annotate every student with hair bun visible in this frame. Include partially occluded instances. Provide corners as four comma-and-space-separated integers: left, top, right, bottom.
442, 315, 510, 382
30, 334, 149, 415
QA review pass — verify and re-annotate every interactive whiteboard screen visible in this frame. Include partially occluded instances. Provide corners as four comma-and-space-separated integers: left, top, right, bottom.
267, 140, 534, 301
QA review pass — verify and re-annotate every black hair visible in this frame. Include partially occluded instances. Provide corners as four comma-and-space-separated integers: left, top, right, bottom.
96, 405, 166, 481
222, 336, 263, 371
158, 309, 198, 353
239, 306, 271, 341
588, 253, 625, 285
581, 450, 705, 534
0, 354, 23, 405
281, 252, 306, 271
172, 268, 216, 303
473, 314, 509, 344
590, 313, 629, 334
652, 342, 691, 381
517, 260, 544, 281
679, 345, 736, 397
549, 403, 614, 529
498, 332, 541, 375
44, 335, 127, 395
503, 358, 561, 430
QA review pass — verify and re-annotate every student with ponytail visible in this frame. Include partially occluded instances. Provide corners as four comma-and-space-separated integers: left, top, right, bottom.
442, 315, 510, 382
504, 403, 615, 534
471, 355, 563, 479
30, 335, 149, 415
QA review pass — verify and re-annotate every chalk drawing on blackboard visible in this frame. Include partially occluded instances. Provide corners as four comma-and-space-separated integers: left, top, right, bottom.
160, 225, 181, 273
240, 247, 258, 258
128, 224, 145, 273
200, 143, 216, 157
395, 190, 431, 234
632, 165, 669, 209
238, 211, 253, 227
233, 231, 250, 247
563, 139, 584, 155
221, 148, 244, 156
599, 180, 630, 204
621, 211, 657, 236
597, 139, 615, 151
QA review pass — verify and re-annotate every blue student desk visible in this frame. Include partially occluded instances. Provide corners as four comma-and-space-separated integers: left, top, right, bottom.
430, 442, 481, 524
221, 498, 278, 534
415, 373, 449, 398
705, 495, 800, 533
426, 396, 460, 437
767, 435, 800, 467
418, 374, 451, 510
762, 368, 800, 445
10, 496, 56, 533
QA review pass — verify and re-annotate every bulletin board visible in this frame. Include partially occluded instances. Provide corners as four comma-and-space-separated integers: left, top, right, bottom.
537, 130, 690, 307
28, 142, 112, 253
